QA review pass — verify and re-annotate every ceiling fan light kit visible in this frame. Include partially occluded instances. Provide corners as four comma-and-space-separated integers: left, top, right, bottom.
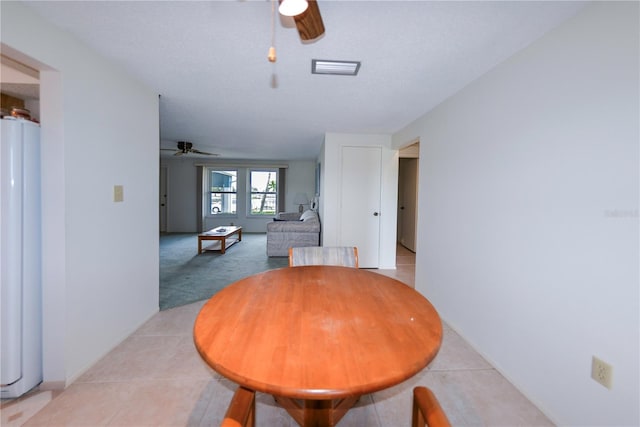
177, 141, 191, 153
278, 0, 308, 17
292, 0, 325, 41
269, 0, 324, 64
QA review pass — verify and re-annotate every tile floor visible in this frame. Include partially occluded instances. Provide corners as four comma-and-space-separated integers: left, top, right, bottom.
2, 245, 553, 426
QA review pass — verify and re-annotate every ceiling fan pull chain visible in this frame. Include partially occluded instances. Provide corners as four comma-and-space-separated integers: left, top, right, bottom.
268, 0, 277, 63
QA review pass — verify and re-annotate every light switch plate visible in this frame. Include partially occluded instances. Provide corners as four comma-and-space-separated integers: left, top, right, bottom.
113, 185, 124, 202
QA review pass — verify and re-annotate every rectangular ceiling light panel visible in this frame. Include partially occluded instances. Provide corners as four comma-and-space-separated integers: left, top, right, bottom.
312, 59, 361, 76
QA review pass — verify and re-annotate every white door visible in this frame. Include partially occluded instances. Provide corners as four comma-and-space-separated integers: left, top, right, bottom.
339, 146, 381, 268
398, 158, 418, 252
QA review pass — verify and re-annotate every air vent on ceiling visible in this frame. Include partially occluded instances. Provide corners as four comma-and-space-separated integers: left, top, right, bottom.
312, 59, 361, 76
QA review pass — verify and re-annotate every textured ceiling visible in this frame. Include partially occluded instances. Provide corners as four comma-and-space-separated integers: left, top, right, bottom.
23, 1, 586, 160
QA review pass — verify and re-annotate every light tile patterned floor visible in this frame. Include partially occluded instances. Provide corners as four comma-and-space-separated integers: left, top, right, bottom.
2, 245, 553, 426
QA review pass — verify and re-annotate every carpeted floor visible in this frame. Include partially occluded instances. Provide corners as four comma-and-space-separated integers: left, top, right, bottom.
159, 232, 288, 310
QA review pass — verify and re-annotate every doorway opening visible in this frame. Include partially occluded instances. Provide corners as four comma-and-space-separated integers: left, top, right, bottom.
397, 141, 419, 255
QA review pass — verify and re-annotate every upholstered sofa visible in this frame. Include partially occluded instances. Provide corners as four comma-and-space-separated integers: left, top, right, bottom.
266, 210, 321, 256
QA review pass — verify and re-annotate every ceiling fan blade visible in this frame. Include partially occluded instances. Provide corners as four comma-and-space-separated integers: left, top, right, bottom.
294, 0, 324, 41
191, 149, 218, 156
160, 148, 178, 151
173, 151, 185, 156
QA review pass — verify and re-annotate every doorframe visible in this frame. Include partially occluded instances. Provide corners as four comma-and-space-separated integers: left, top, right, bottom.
397, 140, 420, 253
159, 166, 168, 232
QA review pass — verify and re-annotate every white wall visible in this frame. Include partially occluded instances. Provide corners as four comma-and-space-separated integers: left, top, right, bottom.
321, 133, 397, 269
284, 160, 316, 213
393, 3, 639, 425
161, 158, 316, 233
2, 2, 160, 386
162, 157, 199, 232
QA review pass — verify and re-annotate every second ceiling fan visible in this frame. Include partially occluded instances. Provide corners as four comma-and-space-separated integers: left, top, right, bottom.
162, 141, 218, 156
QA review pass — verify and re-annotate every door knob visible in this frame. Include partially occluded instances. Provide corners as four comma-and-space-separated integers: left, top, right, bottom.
373, 212, 379, 216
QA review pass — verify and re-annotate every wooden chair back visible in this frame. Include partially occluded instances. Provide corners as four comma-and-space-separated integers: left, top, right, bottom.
412, 386, 451, 427
221, 386, 255, 427
288, 246, 359, 268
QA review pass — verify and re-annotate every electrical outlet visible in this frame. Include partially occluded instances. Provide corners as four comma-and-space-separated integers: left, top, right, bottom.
591, 356, 613, 389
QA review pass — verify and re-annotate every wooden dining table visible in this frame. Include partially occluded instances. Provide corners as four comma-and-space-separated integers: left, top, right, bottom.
193, 266, 443, 427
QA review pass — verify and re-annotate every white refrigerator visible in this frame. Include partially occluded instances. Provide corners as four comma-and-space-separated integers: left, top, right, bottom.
0, 117, 43, 398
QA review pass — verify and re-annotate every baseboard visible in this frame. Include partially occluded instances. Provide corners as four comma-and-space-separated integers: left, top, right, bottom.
65, 306, 159, 387
441, 318, 560, 426
38, 381, 65, 391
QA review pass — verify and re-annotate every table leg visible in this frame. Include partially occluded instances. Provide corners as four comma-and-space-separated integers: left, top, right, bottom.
274, 396, 358, 427
220, 237, 226, 254
198, 237, 203, 253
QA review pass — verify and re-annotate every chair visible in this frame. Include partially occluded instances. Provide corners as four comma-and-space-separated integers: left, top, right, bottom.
221, 386, 255, 427
412, 386, 451, 427
288, 246, 359, 268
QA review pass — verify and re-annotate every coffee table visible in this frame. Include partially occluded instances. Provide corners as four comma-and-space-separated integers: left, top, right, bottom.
193, 266, 443, 426
197, 226, 242, 254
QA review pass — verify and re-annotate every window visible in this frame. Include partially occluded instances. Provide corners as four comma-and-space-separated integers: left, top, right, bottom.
249, 169, 277, 215
209, 170, 237, 215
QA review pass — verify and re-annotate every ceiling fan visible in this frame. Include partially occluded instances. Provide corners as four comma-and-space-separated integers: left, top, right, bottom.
161, 141, 218, 156
279, 0, 325, 41
268, 0, 324, 63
